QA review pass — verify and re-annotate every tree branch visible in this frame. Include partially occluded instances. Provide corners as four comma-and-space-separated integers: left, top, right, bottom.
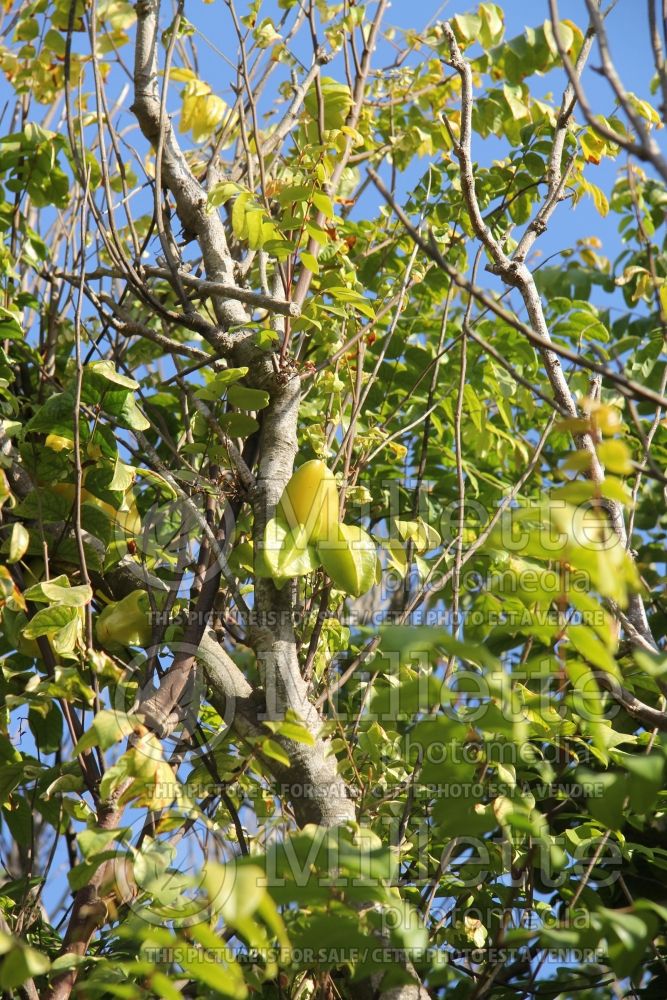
549, 0, 667, 183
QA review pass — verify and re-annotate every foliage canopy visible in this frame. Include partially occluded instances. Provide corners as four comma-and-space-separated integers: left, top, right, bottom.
0, 1, 665, 998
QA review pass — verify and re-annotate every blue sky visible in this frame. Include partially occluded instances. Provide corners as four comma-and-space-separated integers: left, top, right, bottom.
383, 0, 658, 268
43, 0, 658, 305
174, 0, 659, 291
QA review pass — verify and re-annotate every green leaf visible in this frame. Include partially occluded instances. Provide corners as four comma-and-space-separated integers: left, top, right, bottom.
479, 3, 504, 47
208, 181, 243, 207
301, 251, 320, 274
24, 575, 92, 607
0, 940, 50, 990
232, 191, 251, 240
108, 457, 135, 491
24, 392, 77, 435
264, 711, 315, 745
620, 753, 664, 812
203, 863, 265, 922
380, 626, 500, 671
23, 574, 70, 602
395, 517, 441, 552
22, 604, 78, 639
451, 12, 481, 42
0, 763, 24, 804
86, 360, 139, 391
326, 286, 375, 319
37, 581, 92, 607
433, 797, 497, 838
261, 737, 291, 767
77, 826, 119, 859
602, 908, 656, 978
194, 367, 249, 401
68, 851, 118, 891
245, 208, 265, 249
150, 971, 184, 1000
311, 191, 334, 217
215, 366, 250, 384
218, 411, 260, 436
227, 384, 270, 410
29, 702, 62, 753
566, 624, 620, 677
73, 709, 141, 754
114, 392, 150, 431
180, 955, 247, 998
0, 306, 23, 340
576, 767, 626, 829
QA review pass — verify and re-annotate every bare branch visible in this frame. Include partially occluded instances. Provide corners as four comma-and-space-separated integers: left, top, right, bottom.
549, 0, 667, 182
368, 169, 667, 411
441, 21, 658, 651
145, 265, 301, 317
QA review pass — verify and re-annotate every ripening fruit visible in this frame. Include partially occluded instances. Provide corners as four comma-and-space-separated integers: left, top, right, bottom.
4, 609, 43, 660
52, 484, 141, 536
95, 591, 152, 648
278, 460, 339, 544
304, 77, 352, 130
257, 517, 318, 585
45, 433, 74, 453
317, 523, 377, 597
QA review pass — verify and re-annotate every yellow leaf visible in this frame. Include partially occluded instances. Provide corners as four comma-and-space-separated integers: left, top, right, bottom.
659, 283, 667, 322
580, 128, 607, 165
45, 433, 73, 452
168, 67, 197, 83
8, 523, 29, 564
180, 79, 230, 142
577, 172, 609, 216
388, 441, 407, 459
597, 440, 633, 475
